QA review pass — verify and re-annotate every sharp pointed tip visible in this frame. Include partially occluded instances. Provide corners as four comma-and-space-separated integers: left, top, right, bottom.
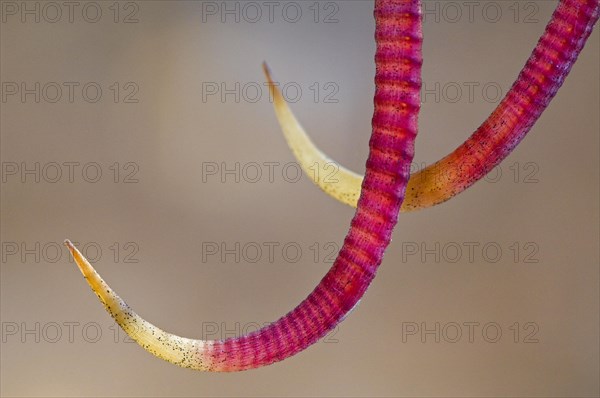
64, 238, 91, 277
262, 61, 272, 80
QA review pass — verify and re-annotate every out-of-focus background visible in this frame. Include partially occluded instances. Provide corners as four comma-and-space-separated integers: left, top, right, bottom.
1, 1, 598, 396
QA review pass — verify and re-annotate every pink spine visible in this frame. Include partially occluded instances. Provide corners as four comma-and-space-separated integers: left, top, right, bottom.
202, 0, 423, 371
425, 0, 600, 199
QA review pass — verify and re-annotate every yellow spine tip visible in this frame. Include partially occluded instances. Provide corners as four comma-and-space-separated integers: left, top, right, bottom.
64, 239, 74, 250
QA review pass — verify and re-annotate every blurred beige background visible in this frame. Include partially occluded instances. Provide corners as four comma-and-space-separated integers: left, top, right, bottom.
1, 1, 598, 397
